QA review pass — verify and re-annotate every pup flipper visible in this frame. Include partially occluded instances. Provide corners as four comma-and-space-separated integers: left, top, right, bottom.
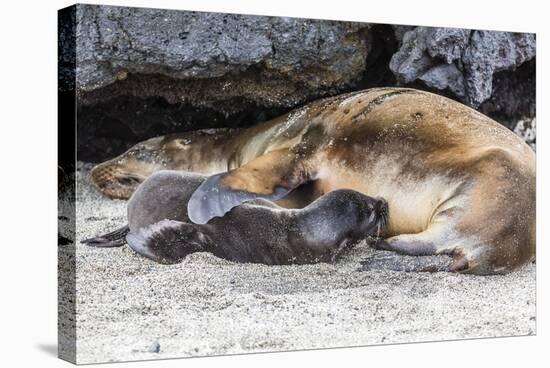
188, 149, 313, 224
81, 225, 129, 247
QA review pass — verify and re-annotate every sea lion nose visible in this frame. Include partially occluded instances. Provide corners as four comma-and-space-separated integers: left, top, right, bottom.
375, 198, 389, 217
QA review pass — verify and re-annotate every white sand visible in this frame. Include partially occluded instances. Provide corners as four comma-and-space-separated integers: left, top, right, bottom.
65, 164, 535, 364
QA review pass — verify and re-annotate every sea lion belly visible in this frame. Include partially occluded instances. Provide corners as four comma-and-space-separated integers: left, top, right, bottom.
316, 160, 463, 237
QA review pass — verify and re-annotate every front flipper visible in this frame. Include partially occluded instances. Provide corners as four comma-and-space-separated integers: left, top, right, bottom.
188, 149, 314, 224
367, 229, 469, 272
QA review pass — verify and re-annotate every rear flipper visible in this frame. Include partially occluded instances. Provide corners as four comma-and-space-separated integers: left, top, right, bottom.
81, 225, 129, 247
126, 220, 207, 264
188, 149, 314, 224
359, 252, 454, 272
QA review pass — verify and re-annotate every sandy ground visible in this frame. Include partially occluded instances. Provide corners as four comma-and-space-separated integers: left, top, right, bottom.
61, 163, 536, 364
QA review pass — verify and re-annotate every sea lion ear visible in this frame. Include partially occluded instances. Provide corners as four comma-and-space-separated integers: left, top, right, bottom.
188, 149, 313, 224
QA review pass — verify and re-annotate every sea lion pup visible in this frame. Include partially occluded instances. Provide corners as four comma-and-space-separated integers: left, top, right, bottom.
82, 171, 206, 247
126, 189, 388, 265
90, 88, 536, 274
83, 169, 325, 247
83, 171, 389, 265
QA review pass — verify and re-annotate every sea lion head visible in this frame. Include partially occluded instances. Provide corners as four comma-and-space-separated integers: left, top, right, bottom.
302, 189, 389, 242
329, 190, 388, 239
91, 130, 235, 199
90, 136, 173, 199
354, 192, 389, 238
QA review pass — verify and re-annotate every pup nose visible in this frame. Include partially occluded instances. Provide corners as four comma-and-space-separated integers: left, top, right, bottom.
376, 198, 388, 216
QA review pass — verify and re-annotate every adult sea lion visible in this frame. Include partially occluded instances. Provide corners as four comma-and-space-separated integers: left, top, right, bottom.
90, 87, 536, 274
83, 170, 389, 265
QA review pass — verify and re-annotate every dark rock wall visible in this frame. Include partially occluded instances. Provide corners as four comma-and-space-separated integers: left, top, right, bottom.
390, 26, 536, 123
63, 4, 536, 162
478, 59, 536, 129
76, 5, 369, 108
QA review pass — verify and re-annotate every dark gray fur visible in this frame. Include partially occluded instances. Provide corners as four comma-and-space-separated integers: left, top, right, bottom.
84, 170, 388, 265
126, 170, 206, 230
128, 188, 388, 265
82, 170, 205, 247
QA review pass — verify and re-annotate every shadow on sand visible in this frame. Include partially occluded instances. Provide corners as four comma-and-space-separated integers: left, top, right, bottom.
36, 344, 57, 357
